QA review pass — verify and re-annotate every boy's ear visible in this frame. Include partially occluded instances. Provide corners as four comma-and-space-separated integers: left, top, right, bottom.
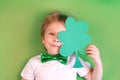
42, 36, 44, 44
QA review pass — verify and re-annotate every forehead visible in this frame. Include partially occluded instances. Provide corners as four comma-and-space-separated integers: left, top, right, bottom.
46, 22, 66, 32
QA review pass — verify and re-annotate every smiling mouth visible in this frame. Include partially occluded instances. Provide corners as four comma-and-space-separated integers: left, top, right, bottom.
52, 45, 60, 48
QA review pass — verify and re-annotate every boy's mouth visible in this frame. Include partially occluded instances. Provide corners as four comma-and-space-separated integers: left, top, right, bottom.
52, 45, 60, 48
51, 42, 62, 49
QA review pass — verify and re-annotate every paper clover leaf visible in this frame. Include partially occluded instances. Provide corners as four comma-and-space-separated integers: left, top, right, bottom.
58, 17, 92, 68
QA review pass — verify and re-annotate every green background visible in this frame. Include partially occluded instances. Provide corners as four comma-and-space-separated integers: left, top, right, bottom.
0, 0, 120, 80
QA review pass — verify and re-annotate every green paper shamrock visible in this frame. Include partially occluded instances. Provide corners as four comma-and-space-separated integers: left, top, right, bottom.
58, 17, 92, 68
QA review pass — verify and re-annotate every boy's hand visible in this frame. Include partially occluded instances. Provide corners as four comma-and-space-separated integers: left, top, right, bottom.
85, 45, 103, 80
86, 45, 102, 65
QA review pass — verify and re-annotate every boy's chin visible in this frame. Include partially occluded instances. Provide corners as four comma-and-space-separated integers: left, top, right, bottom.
47, 49, 60, 55
52, 52, 59, 55
49, 51, 59, 55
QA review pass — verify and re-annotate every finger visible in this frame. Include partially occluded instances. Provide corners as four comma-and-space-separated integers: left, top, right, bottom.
87, 51, 99, 59
86, 51, 96, 55
86, 47, 99, 53
87, 45, 97, 49
87, 54, 95, 58
86, 50, 100, 59
86, 45, 99, 52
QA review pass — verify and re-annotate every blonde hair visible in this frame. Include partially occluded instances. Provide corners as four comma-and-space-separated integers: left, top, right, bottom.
41, 11, 67, 36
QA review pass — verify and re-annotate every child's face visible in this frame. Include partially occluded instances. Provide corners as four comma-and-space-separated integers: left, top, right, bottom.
42, 21, 65, 55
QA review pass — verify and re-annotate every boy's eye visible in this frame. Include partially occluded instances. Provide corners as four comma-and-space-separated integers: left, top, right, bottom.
49, 33, 55, 35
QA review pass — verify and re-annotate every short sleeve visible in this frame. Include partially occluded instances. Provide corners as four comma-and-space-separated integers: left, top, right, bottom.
76, 58, 90, 77
21, 56, 40, 80
67, 54, 91, 77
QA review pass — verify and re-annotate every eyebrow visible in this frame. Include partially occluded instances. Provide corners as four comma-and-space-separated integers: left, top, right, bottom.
47, 29, 55, 32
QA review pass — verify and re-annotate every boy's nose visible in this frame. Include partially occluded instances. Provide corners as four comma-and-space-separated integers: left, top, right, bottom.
54, 38, 59, 42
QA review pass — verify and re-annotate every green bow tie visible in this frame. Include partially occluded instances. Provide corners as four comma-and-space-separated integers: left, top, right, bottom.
41, 52, 68, 65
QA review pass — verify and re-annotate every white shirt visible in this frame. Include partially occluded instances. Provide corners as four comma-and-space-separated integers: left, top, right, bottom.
21, 54, 90, 80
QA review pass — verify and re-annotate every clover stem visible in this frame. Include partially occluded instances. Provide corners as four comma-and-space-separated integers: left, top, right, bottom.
73, 51, 83, 68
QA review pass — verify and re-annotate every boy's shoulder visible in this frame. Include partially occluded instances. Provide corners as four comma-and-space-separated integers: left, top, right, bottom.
28, 55, 41, 64
31, 55, 41, 60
